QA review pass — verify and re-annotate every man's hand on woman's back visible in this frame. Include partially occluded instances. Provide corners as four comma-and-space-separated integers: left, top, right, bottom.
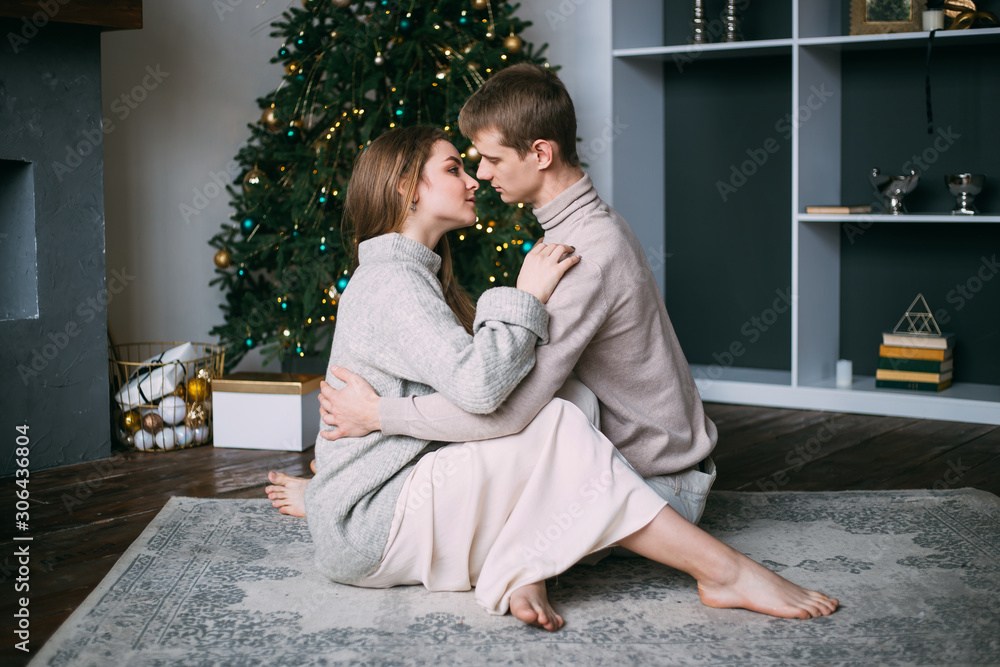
319, 366, 381, 441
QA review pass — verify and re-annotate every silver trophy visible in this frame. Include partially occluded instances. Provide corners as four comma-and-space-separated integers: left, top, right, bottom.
870, 168, 919, 215
945, 173, 985, 215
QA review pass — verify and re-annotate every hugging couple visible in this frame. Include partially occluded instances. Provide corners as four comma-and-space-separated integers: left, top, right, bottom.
265, 63, 838, 631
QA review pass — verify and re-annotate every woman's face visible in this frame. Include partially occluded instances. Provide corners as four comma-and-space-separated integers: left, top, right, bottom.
412, 140, 479, 229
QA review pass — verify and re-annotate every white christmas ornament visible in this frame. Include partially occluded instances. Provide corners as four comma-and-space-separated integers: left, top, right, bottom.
155, 428, 177, 450
173, 424, 193, 447
134, 430, 156, 451
158, 396, 188, 425
193, 425, 210, 444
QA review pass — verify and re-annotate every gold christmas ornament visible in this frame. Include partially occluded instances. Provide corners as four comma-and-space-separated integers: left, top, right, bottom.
243, 167, 267, 194
187, 377, 210, 402
142, 412, 164, 434
214, 248, 232, 269
173, 383, 187, 400
332, 0, 352, 8
285, 61, 301, 76
503, 33, 523, 54
472, 0, 489, 10
260, 107, 281, 132
121, 409, 142, 434
184, 402, 208, 429
465, 145, 481, 161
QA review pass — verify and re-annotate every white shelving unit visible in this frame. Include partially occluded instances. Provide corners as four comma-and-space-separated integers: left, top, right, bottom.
610, 1, 1000, 426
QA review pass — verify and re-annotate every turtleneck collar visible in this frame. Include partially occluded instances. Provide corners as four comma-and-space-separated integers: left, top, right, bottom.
358, 232, 442, 274
533, 174, 599, 231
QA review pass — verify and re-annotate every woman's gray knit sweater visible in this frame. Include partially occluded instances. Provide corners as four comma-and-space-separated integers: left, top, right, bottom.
304, 232, 550, 584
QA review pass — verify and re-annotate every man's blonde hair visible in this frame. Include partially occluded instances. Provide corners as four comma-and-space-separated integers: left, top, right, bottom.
458, 63, 579, 167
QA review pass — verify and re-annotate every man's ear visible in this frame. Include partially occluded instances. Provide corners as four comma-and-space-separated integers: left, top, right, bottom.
531, 139, 555, 170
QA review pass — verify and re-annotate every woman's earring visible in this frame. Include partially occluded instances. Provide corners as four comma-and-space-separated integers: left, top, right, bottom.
410, 200, 417, 211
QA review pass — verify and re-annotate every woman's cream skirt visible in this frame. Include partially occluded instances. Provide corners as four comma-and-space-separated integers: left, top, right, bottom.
356, 393, 668, 615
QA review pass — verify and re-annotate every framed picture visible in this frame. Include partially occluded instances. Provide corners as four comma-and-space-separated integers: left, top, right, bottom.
850, 0, 926, 34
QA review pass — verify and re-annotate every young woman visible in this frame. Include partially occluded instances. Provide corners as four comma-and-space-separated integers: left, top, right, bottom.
272, 126, 838, 631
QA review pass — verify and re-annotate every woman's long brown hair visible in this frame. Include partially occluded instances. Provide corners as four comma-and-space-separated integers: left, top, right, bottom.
342, 126, 477, 334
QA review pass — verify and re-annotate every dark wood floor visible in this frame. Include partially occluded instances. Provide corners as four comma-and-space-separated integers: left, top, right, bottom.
2, 402, 998, 665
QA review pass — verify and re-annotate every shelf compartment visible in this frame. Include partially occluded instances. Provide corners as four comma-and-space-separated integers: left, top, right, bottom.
799, 213, 1000, 223
697, 376, 1000, 425
799, 27, 1000, 50
690, 365, 792, 387
613, 39, 794, 60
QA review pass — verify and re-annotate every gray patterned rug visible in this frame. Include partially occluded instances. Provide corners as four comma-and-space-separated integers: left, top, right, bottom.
30, 490, 1000, 666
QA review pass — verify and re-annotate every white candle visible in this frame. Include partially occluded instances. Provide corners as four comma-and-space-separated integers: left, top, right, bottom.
923, 10, 944, 30
836, 359, 853, 388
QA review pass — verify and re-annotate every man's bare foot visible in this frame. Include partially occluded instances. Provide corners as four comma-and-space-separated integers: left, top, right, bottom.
697, 547, 839, 619
265, 471, 310, 517
509, 580, 563, 632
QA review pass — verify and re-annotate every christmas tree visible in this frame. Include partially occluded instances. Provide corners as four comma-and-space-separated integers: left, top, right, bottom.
209, 0, 550, 371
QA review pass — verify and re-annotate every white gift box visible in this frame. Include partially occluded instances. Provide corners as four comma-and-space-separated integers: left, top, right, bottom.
211, 372, 323, 451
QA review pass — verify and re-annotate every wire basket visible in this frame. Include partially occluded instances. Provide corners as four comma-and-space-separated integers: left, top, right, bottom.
109, 342, 225, 452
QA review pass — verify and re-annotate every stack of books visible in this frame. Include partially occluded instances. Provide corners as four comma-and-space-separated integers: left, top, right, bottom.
876, 332, 954, 392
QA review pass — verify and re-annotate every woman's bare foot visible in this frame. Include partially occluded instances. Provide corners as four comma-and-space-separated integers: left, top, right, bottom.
265, 471, 310, 517
509, 580, 563, 632
697, 546, 839, 619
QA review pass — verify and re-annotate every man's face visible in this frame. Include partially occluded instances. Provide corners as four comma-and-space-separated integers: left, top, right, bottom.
472, 129, 542, 207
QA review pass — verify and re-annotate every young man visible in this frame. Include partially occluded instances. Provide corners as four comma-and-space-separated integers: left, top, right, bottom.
270, 63, 718, 525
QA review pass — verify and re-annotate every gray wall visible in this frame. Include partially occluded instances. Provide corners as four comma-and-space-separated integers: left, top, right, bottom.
100, 0, 613, 375
0, 21, 110, 472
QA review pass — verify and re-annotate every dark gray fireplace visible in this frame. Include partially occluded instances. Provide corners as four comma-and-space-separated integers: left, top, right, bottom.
0, 3, 141, 473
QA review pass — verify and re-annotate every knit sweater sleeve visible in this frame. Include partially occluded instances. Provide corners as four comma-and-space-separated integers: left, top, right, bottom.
378, 259, 610, 441
351, 269, 548, 415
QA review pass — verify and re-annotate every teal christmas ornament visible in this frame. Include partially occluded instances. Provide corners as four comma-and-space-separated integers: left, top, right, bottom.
336, 276, 350, 293
399, 17, 414, 34
241, 217, 255, 235
521, 239, 534, 254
